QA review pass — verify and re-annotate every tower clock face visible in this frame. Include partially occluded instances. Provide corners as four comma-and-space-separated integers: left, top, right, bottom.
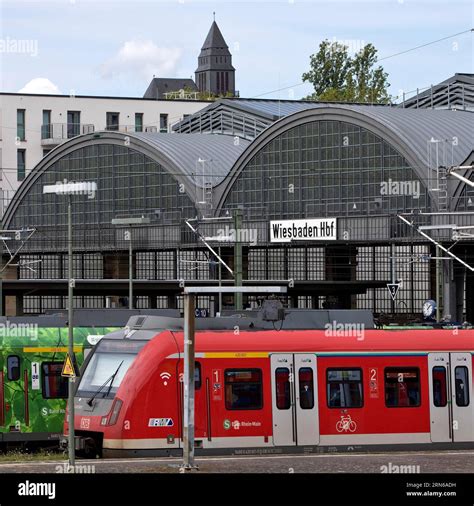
423, 300, 435, 318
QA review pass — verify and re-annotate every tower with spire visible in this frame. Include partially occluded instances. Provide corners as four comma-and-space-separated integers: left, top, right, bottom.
195, 17, 236, 96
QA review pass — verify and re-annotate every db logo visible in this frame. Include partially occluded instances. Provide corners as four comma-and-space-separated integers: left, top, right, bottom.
80, 417, 90, 429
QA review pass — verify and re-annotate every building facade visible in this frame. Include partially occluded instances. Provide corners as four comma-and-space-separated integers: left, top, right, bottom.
2, 100, 473, 321
0, 93, 211, 214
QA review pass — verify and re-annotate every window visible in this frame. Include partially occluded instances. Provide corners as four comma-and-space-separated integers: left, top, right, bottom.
385, 368, 420, 407
275, 367, 290, 410
455, 367, 469, 407
159, 114, 168, 133
17, 109, 25, 140
225, 369, 262, 410
195, 361, 202, 390
42, 362, 68, 398
299, 368, 314, 409
327, 369, 363, 408
7, 355, 20, 381
106, 112, 119, 131
42, 110, 51, 139
67, 111, 80, 138
43, 149, 52, 157
17, 149, 26, 181
135, 113, 143, 132
432, 366, 447, 407
78, 348, 139, 398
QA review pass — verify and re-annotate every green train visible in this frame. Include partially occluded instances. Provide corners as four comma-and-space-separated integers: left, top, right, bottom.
0, 309, 180, 450
0, 322, 118, 450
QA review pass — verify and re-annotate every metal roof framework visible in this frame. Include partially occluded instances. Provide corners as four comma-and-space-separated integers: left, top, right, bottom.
4, 103, 473, 227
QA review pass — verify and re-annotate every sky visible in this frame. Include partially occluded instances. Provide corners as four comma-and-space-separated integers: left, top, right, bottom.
0, 0, 472, 101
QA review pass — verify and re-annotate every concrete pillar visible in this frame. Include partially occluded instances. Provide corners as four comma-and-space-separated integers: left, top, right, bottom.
442, 259, 456, 320
454, 265, 465, 323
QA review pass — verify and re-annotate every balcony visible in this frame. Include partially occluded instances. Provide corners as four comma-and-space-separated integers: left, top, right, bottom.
41, 123, 95, 146
102, 125, 158, 133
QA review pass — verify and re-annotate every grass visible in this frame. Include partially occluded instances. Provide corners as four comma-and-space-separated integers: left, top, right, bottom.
0, 449, 66, 462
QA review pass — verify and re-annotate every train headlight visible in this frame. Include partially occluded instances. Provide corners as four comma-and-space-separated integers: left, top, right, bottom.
107, 399, 123, 426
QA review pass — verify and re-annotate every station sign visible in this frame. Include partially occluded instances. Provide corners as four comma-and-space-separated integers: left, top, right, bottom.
270, 218, 337, 243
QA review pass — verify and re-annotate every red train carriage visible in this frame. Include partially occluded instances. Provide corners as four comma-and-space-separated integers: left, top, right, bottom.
66, 319, 474, 457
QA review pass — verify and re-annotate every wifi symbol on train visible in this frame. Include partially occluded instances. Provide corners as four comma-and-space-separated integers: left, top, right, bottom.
160, 372, 172, 386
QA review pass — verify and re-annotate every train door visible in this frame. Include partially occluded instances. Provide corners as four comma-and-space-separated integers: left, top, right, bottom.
270, 353, 319, 447
450, 353, 473, 442
428, 353, 473, 442
428, 353, 451, 442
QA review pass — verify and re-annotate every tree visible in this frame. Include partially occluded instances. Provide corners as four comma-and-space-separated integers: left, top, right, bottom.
302, 40, 391, 104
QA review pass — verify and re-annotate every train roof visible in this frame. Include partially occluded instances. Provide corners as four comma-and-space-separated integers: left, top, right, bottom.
167, 328, 474, 354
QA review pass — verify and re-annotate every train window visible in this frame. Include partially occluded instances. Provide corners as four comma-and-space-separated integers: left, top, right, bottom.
195, 362, 202, 390
385, 368, 420, 408
454, 367, 469, 407
225, 369, 263, 410
7, 355, 20, 381
299, 368, 314, 409
42, 362, 68, 399
432, 366, 447, 407
275, 368, 291, 410
327, 369, 363, 408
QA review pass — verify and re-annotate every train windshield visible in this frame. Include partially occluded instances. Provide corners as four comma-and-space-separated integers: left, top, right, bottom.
78, 339, 146, 398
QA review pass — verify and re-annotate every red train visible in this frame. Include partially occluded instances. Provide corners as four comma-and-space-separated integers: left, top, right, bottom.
67, 317, 474, 457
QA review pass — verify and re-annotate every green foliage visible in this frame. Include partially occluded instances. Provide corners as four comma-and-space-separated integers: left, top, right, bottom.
302, 40, 391, 104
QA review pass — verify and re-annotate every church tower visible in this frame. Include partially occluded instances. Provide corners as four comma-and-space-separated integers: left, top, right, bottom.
195, 19, 236, 96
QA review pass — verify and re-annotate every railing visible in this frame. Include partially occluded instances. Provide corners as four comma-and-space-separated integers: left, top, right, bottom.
172, 109, 271, 139
41, 123, 95, 143
102, 125, 158, 133
398, 81, 474, 111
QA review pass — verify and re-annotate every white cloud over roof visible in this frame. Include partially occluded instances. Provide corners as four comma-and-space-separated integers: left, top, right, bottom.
99, 40, 182, 81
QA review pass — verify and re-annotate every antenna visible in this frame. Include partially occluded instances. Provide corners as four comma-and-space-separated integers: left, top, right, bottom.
213, 11, 215, 21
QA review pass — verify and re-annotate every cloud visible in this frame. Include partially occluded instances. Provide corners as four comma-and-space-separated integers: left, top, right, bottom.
18, 77, 60, 94
99, 40, 183, 80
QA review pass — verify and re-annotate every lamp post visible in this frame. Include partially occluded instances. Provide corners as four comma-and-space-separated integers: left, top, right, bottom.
181, 285, 287, 470
111, 216, 150, 309
43, 181, 97, 469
